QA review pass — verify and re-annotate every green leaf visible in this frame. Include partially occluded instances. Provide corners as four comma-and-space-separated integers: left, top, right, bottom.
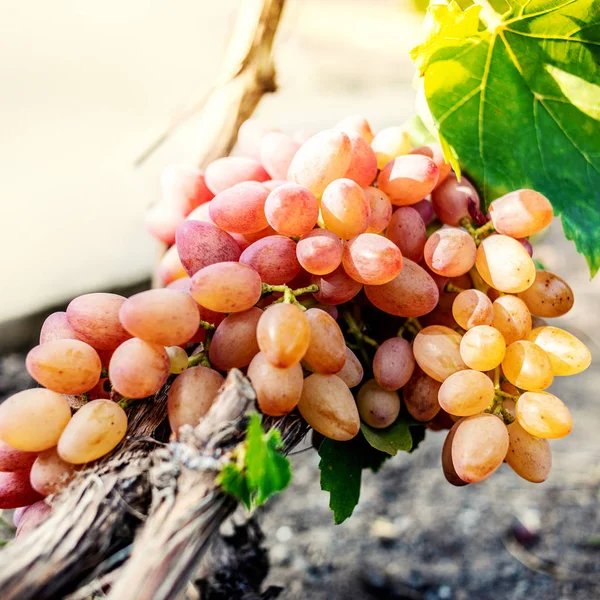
412, 0, 600, 276
360, 413, 426, 455
219, 462, 252, 509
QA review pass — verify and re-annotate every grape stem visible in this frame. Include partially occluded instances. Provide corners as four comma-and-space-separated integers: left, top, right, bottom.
493, 366, 500, 390
397, 317, 422, 338
459, 217, 496, 246
100, 367, 109, 379
445, 282, 466, 294
199, 320, 216, 331
468, 267, 490, 294
343, 312, 379, 349
495, 390, 519, 401
262, 283, 319, 311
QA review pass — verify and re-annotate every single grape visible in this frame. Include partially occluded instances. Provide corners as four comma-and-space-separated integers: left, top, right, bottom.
424, 227, 477, 277
109, 339, 170, 398
166, 277, 225, 327
204, 156, 269, 195
167, 366, 224, 433
491, 295, 532, 345
410, 143, 452, 184
403, 365, 442, 422
377, 155, 439, 205
0, 440, 38, 472
334, 347, 364, 388
356, 379, 400, 428
30, 447, 79, 495
517, 270, 574, 318
237, 119, 279, 160
452, 289, 494, 330
412, 325, 467, 382
160, 165, 213, 216
209, 182, 269, 234
527, 326, 591, 376
502, 340, 554, 391
343, 132, 378, 188
263, 179, 287, 191
364, 186, 393, 233
489, 189, 553, 238
370, 126, 411, 170
15, 501, 51, 537
259, 132, 301, 180
39, 311, 80, 344
342, 233, 403, 285
505, 419, 552, 483
411, 199, 436, 225
459, 325, 506, 371
0, 470, 44, 509
298, 374, 360, 441
247, 352, 303, 416
240, 235, 301, 285
430, 172, 480, 226
185, 201, 214, 225
320, 178, 370, 239
386, 206, 427, 263
516, 391, 572, 439
312, 266, 363, 305
438, 369, 495, 416
442, 420, 469, 486
296, 229, 343, 276
166, 346, 189, 375
303, 308, 346, 374
157, 244, 187, 286
209, 307, 262, 370
451, 413, 509, 483
372, 338, 415, 391
264, 183, 319, 236
335, 114, 374, 143
144, 203, 184, 245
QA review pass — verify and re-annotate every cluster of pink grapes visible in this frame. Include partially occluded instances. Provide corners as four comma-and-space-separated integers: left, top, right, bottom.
0, 115, 593, 534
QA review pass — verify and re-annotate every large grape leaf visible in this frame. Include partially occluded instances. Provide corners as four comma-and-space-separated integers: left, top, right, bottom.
412, 0, 600, 276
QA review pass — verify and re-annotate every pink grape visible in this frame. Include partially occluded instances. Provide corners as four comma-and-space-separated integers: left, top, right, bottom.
264, 183, 319, 236
160, 165, 213, 216
30, 447, 79, 494
40, 311, 80, 344
364, 187, 393, 233
377, 155, 439, 205
410, 143, 452, 184
343, 132, 378, 188
0, 470, 44, 509
296, 229, 343, 275
237, 119, 279, 160
411, 199, 435, 225
335, 114, 374, 143
190, 262, 262, 313
144, 203, 183, 245
229, 225, 279, 252
175, 220, 241, 276
373, 338, 415, 391
259, 132, 301, 180
431, 172, 480, 226
204, 156, 269, 194
263, 179, 287, 192
424, 227, 477, 277
489, 189, 553, 238
293, 129, 315, 144
157, 244, 187, 285
403, 365, 442, 422
240, 236, 301, 285
321, 178, 370, 239
312, 266, 363, 305
209, 182, 269, 234
342, 233, 403, 285
356, 379, 400, 429
0, 441, 38, 472
185, 202, 214, 224
386, 206, 427, 262
166, 277, 225, 327
15, 501, 51, 537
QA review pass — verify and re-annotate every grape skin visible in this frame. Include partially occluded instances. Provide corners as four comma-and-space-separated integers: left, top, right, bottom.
39, 311, 80, 344
320, 178, 371, 239
517, 270, 574, 318
505, 419, 552, 483
342, 233, 403, 285
343, 132, 378, 188
377, 155, 439, 206
410, 143, 452, 184
303, 308, 346, 374
209, 182, 269, 234
438, 369, 495, 416
403, 365, 442, 422
0, 470, 44, 509
516, 391, 572, 439
364, 187, 393, 234
296, 229, 343, 276
30, 447, 79, 495
334, 347, 364, 388
264, 183, 319, 236
15, 501, 51, 537
0, 440, 38, 472
491, 295, 532, 345
430, 172, 480, 226
412, 325, 467, 382
312, 266, 363, 305
370, 126, 411, 170
386, 206, 427, 263
459, 325, 506, 371
527, 326, 591, 376
452, 289, 494, 330
489, 189, 553, 238
166, 346, 189, 375
424, 227, 477, 278
502, 340, 554, 391
240, 236, 301, 285
204, 156, 269, 195
442, 420, 469, 486
335, 114, 374, 144
373, 338, 415, 391
160, 164, 213, 217
356, 379, 400, 429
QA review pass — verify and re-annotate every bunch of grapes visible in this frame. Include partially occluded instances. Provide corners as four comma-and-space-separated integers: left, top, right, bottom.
0, 115, 592, 532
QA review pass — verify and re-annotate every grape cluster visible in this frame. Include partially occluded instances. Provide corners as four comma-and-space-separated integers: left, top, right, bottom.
0, 115, 592, 525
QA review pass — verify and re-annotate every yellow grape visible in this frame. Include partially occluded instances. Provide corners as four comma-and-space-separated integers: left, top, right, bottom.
356, 379, 400, 429
438, 370, 495, 416
517, 270, 574, 318
475, 235, 536, 293
371, 126, 410, 170
320, 178, 370, 239
491, 295, 532, 345
57, 400, 127, 464
505, 419, 552, 483
459, 325, 506, 371
442, 420, 468, 486
412, 325, 468, 382
335, 347, 364, 388
402, 365, 441, 422
166, 346, 189, 374
528, 326, 591, 376
303, 308, 346, 374
488, 189, 553, 238
298, 374, 360, 441
452, 289, 494, 330
516, 391, 572, 439
30, 447, 79, 495
502, 341, 553, 391
0, 389, 71, 452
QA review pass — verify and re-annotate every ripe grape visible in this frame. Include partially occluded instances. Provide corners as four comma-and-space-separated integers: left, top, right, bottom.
259, 132, 301, 180
377, 155, 438, 206
66, 293, 131, 350
0, 470, 44, 509
412, 325, 467, 382
424, 227, 477, 277
303, 308, 346, 374
312, 266, 363, 305
410, 143, 452, 184
175, 220, 241, 276
364, 187, 393, 233
430, 172, 480, 226
365, 258, 439, 317
15, 501, 51, 537
240, 236, 301, 285
298, 374, 360, 441
209, 182, 269, 234
438, 369, 495, 416
247, 352, 303, 416
157, 244, 187, 286
491, 295, 532, 345
144, 203, 183, 245
452, 289, 494, 330
372, 338, 415, 391
335, 114, 374, 143
109, 339, 170, 398
320, 178, 370, 239
166, 346, 189, 374
167, 366, 224, 434
256, 303, 311, 368
451, 414, 509, 483
505, 419, 552, 483
527, 326, 591, 376
30, 447, 79, 495
297, 229, 343, 276
264, 183, 319, 236
403, 365, 442, 422
40, 311, 80, 344
370, 126, 410, 170
356, 379, 400, 428
209, 307, 262, 370
517, 270, 574, 318
237, 119, 279, 159
229, 225, 278, 252
502, 340, 553, 391
342, 233, 403, 285
489, 189, 553, 238
263, 179, 287, 192
343, 132, 378, 188
516, 391, 572, 439
459, 325, 506, 371
204, 156, 269, 195
0, 440, 38, 472
287, 129, 352, 196
475, 234, 536, 293
26, 339, 102, 395
411, 199, 435, 225
166, 277, 225, 326
334, 347, 364, 388
190, 262, 262, 313
442, 421, 468, 486
386, 206, 427, 263
119, 289, 200, 346
186, 201, 214, 225
160, 165, 213, 216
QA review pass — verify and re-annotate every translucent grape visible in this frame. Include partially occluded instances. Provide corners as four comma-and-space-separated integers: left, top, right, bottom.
452, 289, 494, 330
424, 227, 477, 277
167, 366, 224, 433
372, 338, 415, 391
320, 178, 370, 239
109, 339, 170, 398
0, 440, 38, 472
298, 374, 360, 441
144, 203, 183, 245
247, 352, 303, 416
364, 187, 393, 233
240, 236, 301, 285
527, 326, 591, 376
451, 414, 509, 483
160, 165, 213, 216
287, 129, 352, 197
303, 308, 346, 374
411, 199, 435, 225
166, 277, 225, 326
377, 155, 439, 206
157, 244, 187, 286
342, 233, 403, 285
204, 156, 269, 195
166, 346, 189, 375
259, 132, 301, 180
264, 183, 319, 236
209, 307, 262, 370
256, 303, 311, 368
356, 379, 400, 428
40, 311, 80, 344
505, 419, 552, 483
297, 229, 343, 275
343, 132, 378, 188
412, 325, 467, 382
312, 266, 363, 305
442, 421, 468, 486
208, 182, 269, 234
491, 295, 532, 345
403, 365, 442, 422
386, 206, 427, 263
517, 391, 572, 439
0, 470, 44, 509
365, 258, 439, 317
370, 126, 411, 170
475, 234, 536, 293
517, 270, 574, 318
237, 119, 279, 160
489, 189, 553, 238
26, 340, 101, 395
410, 143, 452, 184
502, 340, 554, 391
335, 114, 374, 143
438, 369, 495, 416
190, 262, 262, 313
430, 172, 480, 226
334, 347, 364, 388
66, 293, 131, 350
30, 447, 79, 495
459, 325, 506, 371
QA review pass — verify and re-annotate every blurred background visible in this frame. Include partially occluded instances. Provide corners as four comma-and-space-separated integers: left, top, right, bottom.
1, 1, 599, 598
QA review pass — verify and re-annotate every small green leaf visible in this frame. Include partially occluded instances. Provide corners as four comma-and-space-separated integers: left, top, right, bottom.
218, 462, 252, 509
360, 413, 425, 456
533, 258, 546, 271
